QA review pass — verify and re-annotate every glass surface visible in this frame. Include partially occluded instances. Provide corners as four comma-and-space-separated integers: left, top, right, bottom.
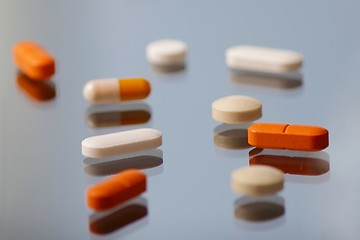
1, 1, 360, 239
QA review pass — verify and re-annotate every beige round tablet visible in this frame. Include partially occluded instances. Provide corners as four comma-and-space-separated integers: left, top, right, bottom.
231, 166, 284, 196
212, 95, 262, 124
146, 39, 187, 66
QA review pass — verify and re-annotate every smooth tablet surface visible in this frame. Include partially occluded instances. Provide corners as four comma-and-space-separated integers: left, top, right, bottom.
13, 41, 55, 80
82, 128, 162, 158
86, 169, 146, 211
146, 39, 187, 66
248, 123, 329, 151
83, 78, 151, 104
212, 95, 262, 124
231, 166, 284, 196
226, 45, 303, 73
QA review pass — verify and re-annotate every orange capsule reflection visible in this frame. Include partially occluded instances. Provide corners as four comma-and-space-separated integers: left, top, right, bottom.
87, 110, 150, 128
17, 72, 56, 101
89, 201, 147, 235
249, 148, 330, 176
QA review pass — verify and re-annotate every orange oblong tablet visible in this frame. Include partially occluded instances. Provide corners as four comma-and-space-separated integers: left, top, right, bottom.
248, 123, 329, 151
87, 169, 146, 211
13, 41, 55, 81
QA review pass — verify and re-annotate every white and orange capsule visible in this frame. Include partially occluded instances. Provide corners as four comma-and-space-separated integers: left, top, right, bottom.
83, 78, 151, 104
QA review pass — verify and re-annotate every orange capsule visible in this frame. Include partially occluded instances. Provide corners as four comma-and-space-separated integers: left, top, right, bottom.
87, 169, 146, 211
83, 78, 151, 104
13, 41, 55, 81
248, 123, 329, 151
16, 72, 56, 101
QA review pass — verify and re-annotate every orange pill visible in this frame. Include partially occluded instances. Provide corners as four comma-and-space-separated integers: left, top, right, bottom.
248, 123, 329, 151
87, 169, 146, 211
13, 41, 55, 81
83, 78, 151, 104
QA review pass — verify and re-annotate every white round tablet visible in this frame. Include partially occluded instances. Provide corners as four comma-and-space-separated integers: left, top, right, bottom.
212, 95, 262, 124
231, 166, 284, 196
146, 39, 187, 66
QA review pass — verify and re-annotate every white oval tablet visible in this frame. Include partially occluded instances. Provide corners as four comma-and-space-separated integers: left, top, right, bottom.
231, 166, 284, 196
226, 45, 303, 73
146, 39, 187, 66
82, 128, 162, 158
212, 95, 262, 124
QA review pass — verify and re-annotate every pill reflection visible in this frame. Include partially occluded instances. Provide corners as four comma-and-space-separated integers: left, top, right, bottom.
85, 103, 151, 128
150, 63, 186, 74
213, 124, 251, 150
234, 195, 285, 222
89, 197, 148, 235
16, 71, 56, 101
249, 148, 330, 176
229, 69, 303, 89
84, 149, 163, 177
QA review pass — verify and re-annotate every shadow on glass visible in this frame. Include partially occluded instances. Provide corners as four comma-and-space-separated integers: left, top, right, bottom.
89, 197, 148, 237
16, 71, 56, 102
234, 195, 285, 230
213, 123, 251, 150
85, 102, 152, 128
84, 149, 163, 178
150, 63, 186, 74
249, 148, 330, 183
229, 69, 303, 89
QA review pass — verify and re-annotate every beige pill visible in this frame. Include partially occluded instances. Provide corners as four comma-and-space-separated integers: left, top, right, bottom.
231, 166, 284, 196
146, 39, 187, 66
226, 45, 303, 73
82, 128, 162, 158
212, 95, 262, 124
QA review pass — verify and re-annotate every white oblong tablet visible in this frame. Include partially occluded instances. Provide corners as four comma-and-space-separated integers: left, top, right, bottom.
226, 45, 303, 73
231, 166, 284, 196
146, 39, 187, 66
82, 128, 162, 158
212, 95, 262, 124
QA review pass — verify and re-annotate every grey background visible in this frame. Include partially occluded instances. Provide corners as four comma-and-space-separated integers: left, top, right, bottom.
1, 0, 360, 239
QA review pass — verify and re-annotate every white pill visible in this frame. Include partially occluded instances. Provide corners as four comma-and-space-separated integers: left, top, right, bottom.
231, 166, 284, 196
82, 128, 162, 158
226, 45, 303, 73
146, 39, 187, 66
212, 95, 262, 124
